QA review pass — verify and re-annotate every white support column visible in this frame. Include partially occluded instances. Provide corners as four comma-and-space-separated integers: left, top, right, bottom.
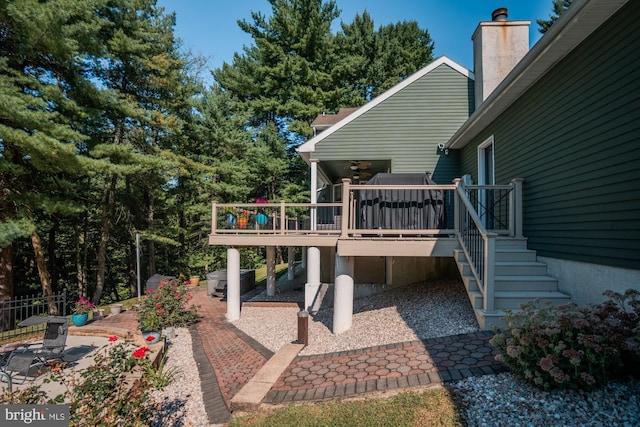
266, 246, 276, 296
226, 247, 241, 321
305, 247, 321, 313
287, 247, 296, 280
333, 253, 354, 334
310, 159, 318, 231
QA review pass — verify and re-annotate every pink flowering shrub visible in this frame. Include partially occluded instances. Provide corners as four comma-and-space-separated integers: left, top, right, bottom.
490, 289, 640, 390
135, 278, 200, 331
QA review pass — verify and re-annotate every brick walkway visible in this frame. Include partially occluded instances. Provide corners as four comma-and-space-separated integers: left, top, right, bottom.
88, 286, 507, 424
190, 286, 272, 424
265, 332, 506, 404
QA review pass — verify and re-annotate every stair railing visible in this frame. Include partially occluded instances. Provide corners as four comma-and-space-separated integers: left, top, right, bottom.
454, 178, 497, 312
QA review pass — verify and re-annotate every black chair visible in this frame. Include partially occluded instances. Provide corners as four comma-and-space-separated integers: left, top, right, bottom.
1, 317, 69, 384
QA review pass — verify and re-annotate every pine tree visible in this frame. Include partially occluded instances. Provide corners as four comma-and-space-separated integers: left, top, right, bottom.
537, 0, 573, 34
0, 0, 108, 316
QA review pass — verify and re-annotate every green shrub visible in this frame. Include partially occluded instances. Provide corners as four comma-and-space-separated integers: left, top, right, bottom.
491, 289, 640, 390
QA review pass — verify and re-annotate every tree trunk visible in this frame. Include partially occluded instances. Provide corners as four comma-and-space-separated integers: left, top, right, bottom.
48, 218, 59, 292
31, 229, 58, 315
93, 174, 117, 304
76, 214, 88, 298
0, 244, 15, 332
148, 196, 155, 276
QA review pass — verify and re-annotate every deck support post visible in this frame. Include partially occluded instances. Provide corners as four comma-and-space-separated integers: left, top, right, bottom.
266, 246, 276, 296
305, 247, 321, 313
301, 247, 307, 269
226, 247, 241, 321
385, 257, 393, 285
333, 254, 354, 334
287, 247, 296, 280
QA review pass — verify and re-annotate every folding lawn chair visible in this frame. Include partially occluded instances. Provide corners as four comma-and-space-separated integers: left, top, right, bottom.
1, 316, 69, 384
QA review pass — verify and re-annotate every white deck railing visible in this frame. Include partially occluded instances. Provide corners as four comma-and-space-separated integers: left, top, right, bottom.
453, 178, 524, 312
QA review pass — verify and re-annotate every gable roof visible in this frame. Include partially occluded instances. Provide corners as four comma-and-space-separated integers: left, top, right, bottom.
310, 107, 359, 131
297, 56, 473, 157
446, 0, 629, 149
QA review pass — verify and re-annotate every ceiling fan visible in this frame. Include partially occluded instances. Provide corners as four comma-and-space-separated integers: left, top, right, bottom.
349, 170, 371, 180
344, 160, 372, 171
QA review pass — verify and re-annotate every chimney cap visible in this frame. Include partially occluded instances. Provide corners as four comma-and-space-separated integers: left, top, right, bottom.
492, 8, 508, 21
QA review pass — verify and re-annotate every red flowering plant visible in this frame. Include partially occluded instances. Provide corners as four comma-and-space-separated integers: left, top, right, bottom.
135, 278, 199, 332
73, 296, 95, 315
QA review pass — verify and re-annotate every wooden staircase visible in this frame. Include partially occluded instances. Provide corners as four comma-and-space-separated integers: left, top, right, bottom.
454, 237, 571, 330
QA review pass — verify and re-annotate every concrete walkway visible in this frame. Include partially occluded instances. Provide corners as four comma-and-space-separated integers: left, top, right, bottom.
71, 285, 506, 425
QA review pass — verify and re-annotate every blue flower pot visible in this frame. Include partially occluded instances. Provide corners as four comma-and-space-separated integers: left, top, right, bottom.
256, 213, 268, 226
225, 213, 237, 226
71, 313, 88, 327
142, 330, 162, 344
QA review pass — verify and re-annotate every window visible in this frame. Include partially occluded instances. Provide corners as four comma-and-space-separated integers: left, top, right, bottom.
478, 136, 495, 229
478, 136, 495, 185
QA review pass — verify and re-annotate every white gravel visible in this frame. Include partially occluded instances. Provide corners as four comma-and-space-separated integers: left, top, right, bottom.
151, 280, 640, 427
149, 328, 213, 427
233, 280, 480, 356
449, 372, 640, 427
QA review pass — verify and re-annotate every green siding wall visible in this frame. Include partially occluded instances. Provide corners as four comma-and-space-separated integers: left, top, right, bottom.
461, 1, 640, 269
315, 64, 473, 184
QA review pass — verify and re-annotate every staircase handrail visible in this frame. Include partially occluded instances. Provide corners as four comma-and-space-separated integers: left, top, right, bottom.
454, 178, 497, 312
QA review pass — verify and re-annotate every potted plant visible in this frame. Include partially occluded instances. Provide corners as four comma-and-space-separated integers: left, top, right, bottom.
72, 296, 95, 326
224, 207, 237, 227
137, 306, 164, 344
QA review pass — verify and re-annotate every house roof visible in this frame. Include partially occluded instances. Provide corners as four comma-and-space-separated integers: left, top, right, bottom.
297, 56, 473, 158
447, 0, 629, 149
310, 107, 359, 131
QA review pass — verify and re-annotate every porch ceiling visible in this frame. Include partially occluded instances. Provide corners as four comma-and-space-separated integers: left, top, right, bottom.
319, 159, 391, 184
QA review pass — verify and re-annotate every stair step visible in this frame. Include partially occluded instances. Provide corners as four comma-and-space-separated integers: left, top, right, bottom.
467, 289, 570, 310
494, 291, 571, 309
495, 249, 537, 262
494, 237, 529, 249
461, 274, 560, 292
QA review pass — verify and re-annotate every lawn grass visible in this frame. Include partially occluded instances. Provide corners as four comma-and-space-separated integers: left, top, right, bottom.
228, 387, 463, 427
254, 263, 292, 288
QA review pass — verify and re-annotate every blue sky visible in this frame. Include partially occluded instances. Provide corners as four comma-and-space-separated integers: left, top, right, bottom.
157, 0, 553, 82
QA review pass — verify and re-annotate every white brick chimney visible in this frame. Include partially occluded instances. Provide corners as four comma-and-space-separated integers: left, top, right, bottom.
472, 8, 530, 108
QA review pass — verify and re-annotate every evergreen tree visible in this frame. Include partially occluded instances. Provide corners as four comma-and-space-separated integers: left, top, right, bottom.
335, 11, 434, 104
538, 0, 573, 34
0, 0, 109, 317
214, 0, 434, 203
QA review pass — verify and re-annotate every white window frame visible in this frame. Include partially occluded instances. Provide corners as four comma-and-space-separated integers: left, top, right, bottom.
478, 135, 495, 185
477, 136, 495, 229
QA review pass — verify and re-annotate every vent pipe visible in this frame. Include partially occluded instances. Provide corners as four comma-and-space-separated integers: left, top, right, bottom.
492, 8, 508, 22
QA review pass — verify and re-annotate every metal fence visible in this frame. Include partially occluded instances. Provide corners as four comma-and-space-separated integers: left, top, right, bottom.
0, 290, 67, 344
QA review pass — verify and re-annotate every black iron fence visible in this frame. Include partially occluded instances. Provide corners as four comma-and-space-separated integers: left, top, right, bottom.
0, 290, 67, 344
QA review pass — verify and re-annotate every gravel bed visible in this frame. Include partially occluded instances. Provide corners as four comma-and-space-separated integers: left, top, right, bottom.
149, 328, 211, 427
449, 372, 640, 427
235, 280, 480, 356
